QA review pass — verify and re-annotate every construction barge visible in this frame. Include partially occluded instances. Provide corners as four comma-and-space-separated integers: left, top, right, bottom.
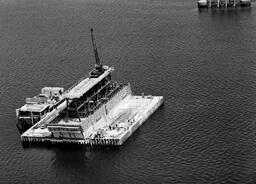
18, 29, 164, 146
197, 0, 251, 8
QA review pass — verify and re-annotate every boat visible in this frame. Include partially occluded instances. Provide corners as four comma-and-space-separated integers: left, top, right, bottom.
198, 0, 208, 8
19, 29, 164, 146
197, 0, 251, 8
240, 0, 251, 6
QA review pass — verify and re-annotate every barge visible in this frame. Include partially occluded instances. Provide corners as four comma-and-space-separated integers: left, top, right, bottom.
19, 29, 164, 146
197, 0, 251, 8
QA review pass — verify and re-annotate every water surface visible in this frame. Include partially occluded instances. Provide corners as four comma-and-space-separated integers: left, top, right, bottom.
1, 0, 256, 183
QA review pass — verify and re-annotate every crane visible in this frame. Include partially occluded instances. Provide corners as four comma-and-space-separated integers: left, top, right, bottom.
90, 28, 101, 67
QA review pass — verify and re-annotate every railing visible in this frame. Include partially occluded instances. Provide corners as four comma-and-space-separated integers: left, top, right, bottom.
74, 79, 112, 109
83, 83, 129, 118
39, 83, 128, 130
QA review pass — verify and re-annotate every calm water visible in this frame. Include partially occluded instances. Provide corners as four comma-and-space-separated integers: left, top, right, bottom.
1, 0, 256, 183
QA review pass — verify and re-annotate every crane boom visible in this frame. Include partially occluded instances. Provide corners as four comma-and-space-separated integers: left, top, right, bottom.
90, 28, 101, 67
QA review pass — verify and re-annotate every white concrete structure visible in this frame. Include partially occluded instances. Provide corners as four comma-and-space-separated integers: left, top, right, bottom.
20, 64, 163, 146
21, 86, 164, 146
84, 95, 164, 145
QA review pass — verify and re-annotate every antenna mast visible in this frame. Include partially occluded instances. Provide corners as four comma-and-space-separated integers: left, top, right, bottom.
90, 28, 101, 67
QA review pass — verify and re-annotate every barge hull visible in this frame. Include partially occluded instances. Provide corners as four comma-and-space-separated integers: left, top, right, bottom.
21, 95, 164, 146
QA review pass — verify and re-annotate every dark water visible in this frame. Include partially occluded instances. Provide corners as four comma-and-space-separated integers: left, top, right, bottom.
1, 0, 256, 183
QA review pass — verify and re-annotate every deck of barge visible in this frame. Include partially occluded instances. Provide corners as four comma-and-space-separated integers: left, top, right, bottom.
83, 95, 163, 145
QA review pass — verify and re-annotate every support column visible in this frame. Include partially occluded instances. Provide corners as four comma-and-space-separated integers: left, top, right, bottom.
66, 99, 69, 121
31, 112, 34, 125
75, 103, 81, 122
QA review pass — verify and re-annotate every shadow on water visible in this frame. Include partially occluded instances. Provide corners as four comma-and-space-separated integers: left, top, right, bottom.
198, 6, 252, 16
22, 141, 122, 152
22, 142, 86, 150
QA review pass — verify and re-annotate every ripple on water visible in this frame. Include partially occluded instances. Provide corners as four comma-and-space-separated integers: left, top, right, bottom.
2, 0, 256, 183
